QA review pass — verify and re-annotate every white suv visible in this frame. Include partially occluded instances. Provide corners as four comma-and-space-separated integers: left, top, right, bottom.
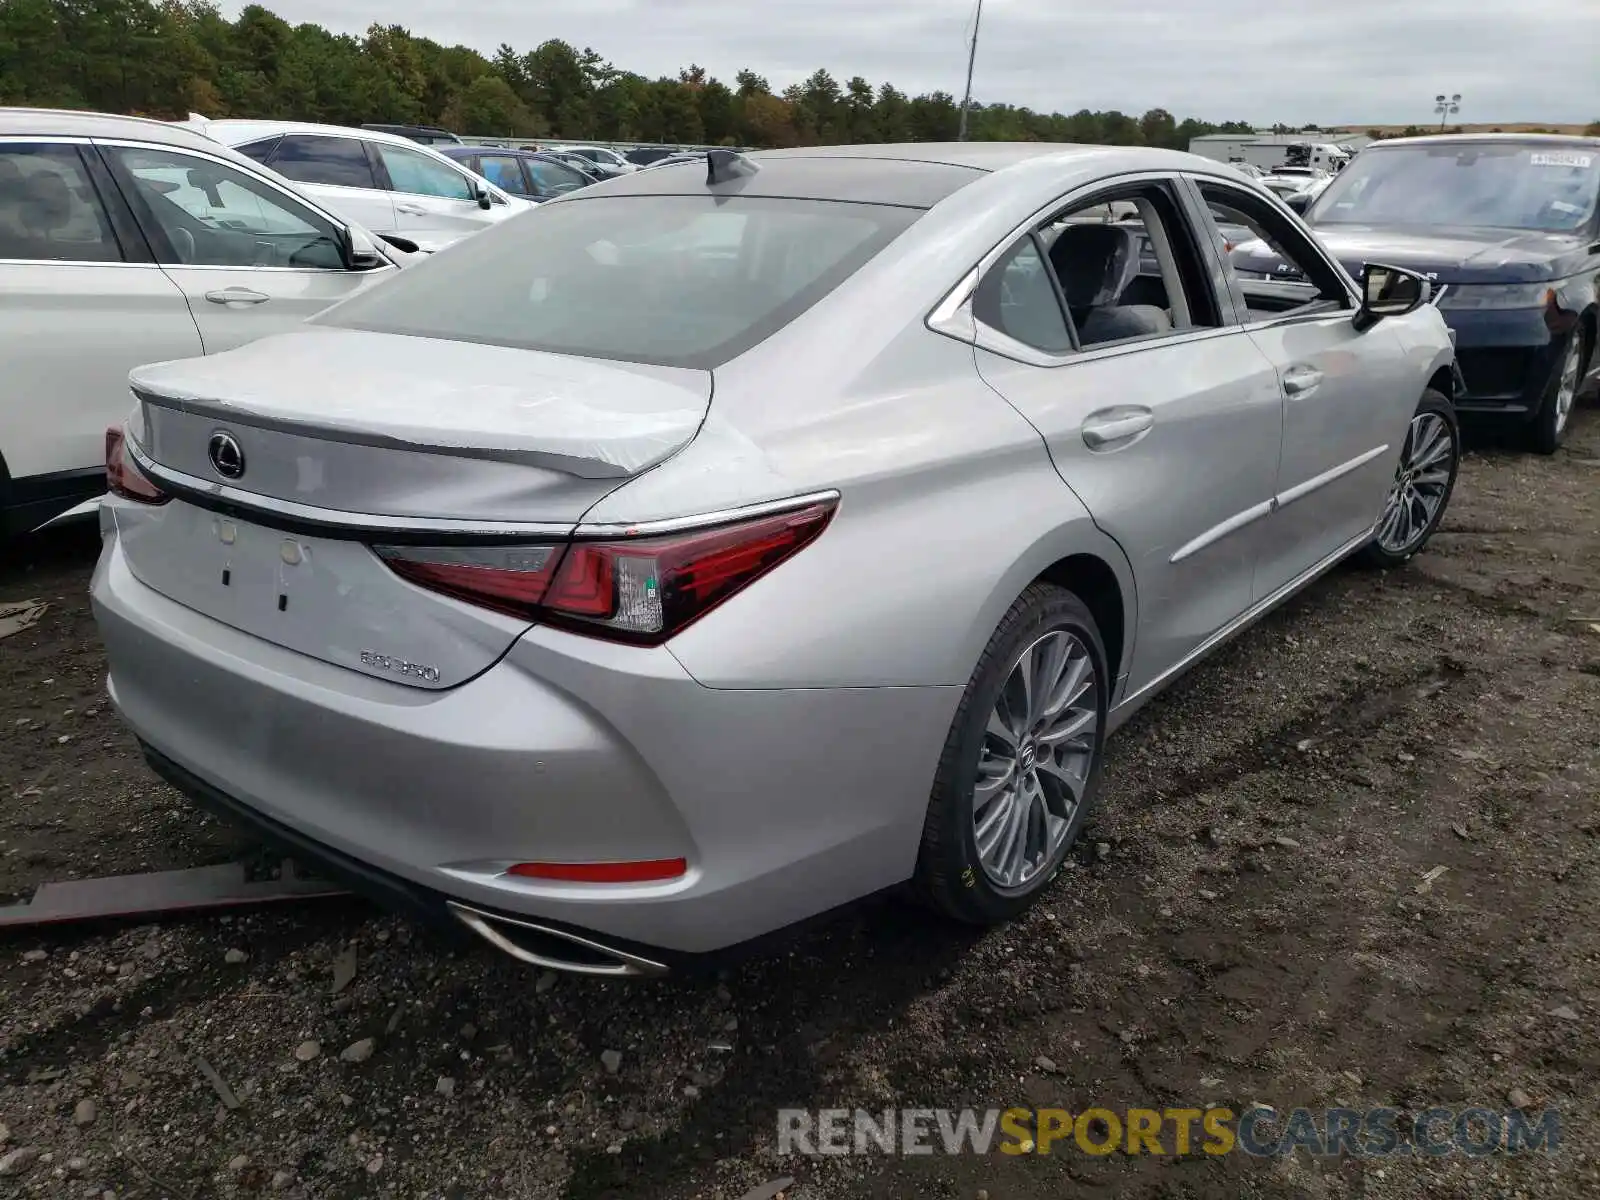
187, 120, 531, 253
0, 108, 414, 536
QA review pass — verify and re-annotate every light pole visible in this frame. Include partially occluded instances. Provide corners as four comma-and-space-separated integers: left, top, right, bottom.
1434, 92, 1461, 131
957, 0, 984, 142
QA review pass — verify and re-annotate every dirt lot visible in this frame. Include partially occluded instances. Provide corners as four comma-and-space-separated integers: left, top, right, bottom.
3, 399, 1599, 1200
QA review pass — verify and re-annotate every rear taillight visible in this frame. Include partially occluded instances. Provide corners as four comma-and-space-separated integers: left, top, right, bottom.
374, 499, 835, 645
545, 501, 835, 642
105, 425, 168, 504
372, 544, 565, 621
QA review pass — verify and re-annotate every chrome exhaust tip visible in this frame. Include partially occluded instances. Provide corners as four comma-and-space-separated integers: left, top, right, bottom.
445, 901, 668, 978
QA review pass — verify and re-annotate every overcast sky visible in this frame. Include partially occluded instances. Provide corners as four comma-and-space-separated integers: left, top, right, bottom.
245, 0, 1598, 126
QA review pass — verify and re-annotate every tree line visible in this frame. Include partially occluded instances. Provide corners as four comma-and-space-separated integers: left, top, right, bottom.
0, 0, 1269, 149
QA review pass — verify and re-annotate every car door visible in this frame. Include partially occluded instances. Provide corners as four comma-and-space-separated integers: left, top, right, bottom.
251, 133, 397, 237
371, 141, 510, 244
98, 143, 397, 357
0, 140, 201, 524
959, 176, 1286, 699
1185, 175, 1415, 594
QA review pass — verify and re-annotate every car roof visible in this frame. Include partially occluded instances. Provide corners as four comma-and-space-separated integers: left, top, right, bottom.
1366, 132, 1600, 150
364, 123, 454, 134
0, 106, 229, 151
439, 145, 562, 160
565, 142, 1222, 209
198, 119, 428, 150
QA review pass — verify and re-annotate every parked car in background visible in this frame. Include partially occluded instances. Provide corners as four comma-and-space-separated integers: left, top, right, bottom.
0, 107, 412, 536
183, 119, 531, 252
437, 146, 594, 201
539, 147, 629, 180
361, 123, 463, 147
1233, 133, 1600, 452
1259, 166, 1330, 201
546, 144, 638, 174
641, 152, 709, 171
624, 146, 683, 168
1272, 173, 1336, 212
93, 144, 1456, 974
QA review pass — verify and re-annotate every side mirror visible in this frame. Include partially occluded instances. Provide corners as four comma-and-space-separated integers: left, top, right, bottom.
472, 181, 492, 210
340, 225, 387, 271
1352, 263, 1431, 332
1284, 192, 1312, 215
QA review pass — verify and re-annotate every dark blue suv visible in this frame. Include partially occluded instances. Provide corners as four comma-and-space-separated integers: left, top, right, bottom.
1233, 134, 1599, 453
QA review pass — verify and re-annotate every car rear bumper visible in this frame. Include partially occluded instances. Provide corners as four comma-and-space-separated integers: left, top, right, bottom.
92, 530, 959, 957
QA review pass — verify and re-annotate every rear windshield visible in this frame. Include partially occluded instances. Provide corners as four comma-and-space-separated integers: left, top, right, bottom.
1310, 142, 1600, 232
318, 195, 919, 369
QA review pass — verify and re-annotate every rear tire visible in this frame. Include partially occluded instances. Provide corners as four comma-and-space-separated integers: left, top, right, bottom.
1357, 387, 1460, 570
914, 583, 1108, 925
1528, 329, 1588, 455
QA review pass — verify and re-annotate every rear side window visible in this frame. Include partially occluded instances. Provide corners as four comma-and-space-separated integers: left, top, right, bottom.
318, 195, 919, 369
272, 136, 378, 190
973, 237, 1073, 353
234, 137, 280, 166
0, 144, 121, 262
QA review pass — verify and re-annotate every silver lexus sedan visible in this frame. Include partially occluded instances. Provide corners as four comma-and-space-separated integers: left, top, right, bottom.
91, 144, 1460, 976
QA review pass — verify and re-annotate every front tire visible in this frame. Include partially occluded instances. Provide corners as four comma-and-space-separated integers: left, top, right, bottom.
1357, 387, 1460, 569
914, 583, 1108, 925
1529, 329, 1588, 455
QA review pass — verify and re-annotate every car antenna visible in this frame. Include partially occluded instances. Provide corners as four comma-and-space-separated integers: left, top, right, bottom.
706, 148, 760, 186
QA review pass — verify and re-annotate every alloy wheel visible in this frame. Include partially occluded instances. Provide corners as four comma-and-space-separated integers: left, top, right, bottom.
1553, 334, 1583, 438
1375, 411, 1455, 555
972, 630, 1098, 889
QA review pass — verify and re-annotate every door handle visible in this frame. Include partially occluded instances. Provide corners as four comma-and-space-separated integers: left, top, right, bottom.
1282, 366, 1324, 396
1081, 406, 1154, 451
395, 203, 426, 215
203, 287, 270, 307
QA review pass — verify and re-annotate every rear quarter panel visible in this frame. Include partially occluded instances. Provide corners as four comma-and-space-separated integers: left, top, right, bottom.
633, 333, 1138, 690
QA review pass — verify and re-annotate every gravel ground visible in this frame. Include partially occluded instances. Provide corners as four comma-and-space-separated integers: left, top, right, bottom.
2, 394, 1598, 1199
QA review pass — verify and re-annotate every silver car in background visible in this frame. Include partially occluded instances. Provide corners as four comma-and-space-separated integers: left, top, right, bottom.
91, 145, 1460, 976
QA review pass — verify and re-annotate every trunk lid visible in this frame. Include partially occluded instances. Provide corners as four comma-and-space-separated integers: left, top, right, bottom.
118, 327, 711, 689
131, 326, 711, 506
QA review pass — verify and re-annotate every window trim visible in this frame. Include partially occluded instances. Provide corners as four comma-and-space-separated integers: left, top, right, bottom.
1180, 174, 1359, 333
0, 138, 134, 266
91, 138, 370, 275
927, 170, 1240, 369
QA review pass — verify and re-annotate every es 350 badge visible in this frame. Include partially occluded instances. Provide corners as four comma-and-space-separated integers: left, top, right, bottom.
359, 650, 442, 684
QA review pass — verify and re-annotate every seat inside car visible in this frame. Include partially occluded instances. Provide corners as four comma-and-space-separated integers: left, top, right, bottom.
0, 164, 91, 260
1048, 223, 1173, 346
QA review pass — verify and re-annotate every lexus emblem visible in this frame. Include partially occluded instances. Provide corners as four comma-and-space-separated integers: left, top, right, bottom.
207, 431, 245, 480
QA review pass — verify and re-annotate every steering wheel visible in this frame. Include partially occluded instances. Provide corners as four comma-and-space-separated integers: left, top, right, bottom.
169, 226, 195, 263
